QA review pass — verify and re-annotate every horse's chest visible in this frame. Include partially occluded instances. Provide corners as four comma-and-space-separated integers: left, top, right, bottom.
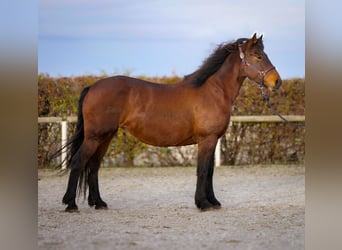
194, 110, 230, 137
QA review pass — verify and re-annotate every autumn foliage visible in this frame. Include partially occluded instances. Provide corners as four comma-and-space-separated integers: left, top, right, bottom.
38, 74, 304, 168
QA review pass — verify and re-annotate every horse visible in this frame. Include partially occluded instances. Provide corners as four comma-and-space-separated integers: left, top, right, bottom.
61, 33, 281, 212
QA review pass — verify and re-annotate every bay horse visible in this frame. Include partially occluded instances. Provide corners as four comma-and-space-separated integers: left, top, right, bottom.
62, 33, 281, 212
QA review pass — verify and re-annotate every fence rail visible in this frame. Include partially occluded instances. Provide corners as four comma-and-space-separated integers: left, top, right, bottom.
38, 116, 78, 123
38, 115, 305, 168
38, 115, 305, 124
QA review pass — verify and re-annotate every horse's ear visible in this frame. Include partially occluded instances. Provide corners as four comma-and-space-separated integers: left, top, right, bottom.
246, 33, 257, 48
258, 34, 263, 41
252, 33, 258, 44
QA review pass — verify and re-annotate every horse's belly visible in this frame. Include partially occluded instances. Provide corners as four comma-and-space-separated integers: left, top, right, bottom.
122, 115, 195, 147
129, 130, 195, 147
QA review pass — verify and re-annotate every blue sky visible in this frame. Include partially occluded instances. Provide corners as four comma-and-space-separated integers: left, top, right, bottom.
39, 0, 305, 79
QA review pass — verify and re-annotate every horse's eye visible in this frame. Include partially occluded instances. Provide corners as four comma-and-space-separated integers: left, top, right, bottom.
249, 53, 262, 60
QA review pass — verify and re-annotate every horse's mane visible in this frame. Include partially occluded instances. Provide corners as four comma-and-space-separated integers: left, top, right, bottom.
184, 38, 249, 87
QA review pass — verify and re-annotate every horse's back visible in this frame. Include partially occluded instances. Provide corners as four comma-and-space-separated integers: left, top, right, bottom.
82, 75, 198, 146
86, 75, 182, 108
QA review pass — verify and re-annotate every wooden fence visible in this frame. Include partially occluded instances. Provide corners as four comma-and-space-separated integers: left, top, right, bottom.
38, 115, 305, 168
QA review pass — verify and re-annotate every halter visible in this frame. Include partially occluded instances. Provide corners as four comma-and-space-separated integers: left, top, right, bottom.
238, 45, 275, 87
238, 45, 305, 127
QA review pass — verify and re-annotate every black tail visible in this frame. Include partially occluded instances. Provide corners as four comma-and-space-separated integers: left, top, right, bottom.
65, 86, 90, 198
53, 86, 90, 171
54, 86, 91, 198
65, 86, 90, 170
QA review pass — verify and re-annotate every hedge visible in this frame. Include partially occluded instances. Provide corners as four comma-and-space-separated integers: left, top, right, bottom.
38, 74, 304, 168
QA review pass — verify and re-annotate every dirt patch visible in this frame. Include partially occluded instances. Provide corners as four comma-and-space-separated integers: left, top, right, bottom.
38, 165, 304, 250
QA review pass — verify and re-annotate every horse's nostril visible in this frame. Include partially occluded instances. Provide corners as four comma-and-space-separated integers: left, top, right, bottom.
275, 79, 282, 89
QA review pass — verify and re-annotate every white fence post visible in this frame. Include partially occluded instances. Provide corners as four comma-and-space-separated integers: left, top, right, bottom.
38, 115, 305, 168
61, 121, 68, 169
215, 138, 221, 167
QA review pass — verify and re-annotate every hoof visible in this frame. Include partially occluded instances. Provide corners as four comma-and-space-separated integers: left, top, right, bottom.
208, 198, 221, 207
95, 204, 108, 210
195, 199, 213, 211
212, 204, 222, 210
95, 201, 108, 210
196, 198, 222, 211
200, 206, 215, 212
88, 198, 95, 207
65, 206, 79, 213
200, 204, 221, 212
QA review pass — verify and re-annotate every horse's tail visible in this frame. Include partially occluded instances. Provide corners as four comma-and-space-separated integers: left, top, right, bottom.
65, 86, 90, 170
54, 86, 90, 177
63, 86, 90, 198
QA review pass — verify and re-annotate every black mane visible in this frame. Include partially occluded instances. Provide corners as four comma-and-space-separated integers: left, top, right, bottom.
184, 38, 249, 87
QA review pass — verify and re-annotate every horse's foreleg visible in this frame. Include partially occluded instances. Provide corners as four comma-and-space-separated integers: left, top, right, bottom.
206, 152, 221, 208
62, 139, 99, 212
87, 135, 114, 209
195, 136, 218, 210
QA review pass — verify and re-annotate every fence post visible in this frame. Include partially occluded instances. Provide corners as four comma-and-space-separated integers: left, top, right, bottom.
61, 121, 68, 169
215, 138, 221, 167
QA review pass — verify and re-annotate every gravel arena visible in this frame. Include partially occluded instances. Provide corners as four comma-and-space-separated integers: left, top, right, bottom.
38, 165, 304, 250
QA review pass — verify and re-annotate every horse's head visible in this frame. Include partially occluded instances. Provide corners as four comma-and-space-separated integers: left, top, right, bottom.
239, 33, 282, 91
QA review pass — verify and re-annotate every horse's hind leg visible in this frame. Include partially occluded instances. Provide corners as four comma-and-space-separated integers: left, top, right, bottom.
62, 138, 100, 212
87, 133, 115, 209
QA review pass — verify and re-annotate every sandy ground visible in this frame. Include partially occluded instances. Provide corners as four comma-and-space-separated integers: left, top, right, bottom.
38, 165, 304, 250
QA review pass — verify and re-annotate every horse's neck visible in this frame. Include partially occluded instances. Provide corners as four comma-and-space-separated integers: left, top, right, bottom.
210, 52, 245, 103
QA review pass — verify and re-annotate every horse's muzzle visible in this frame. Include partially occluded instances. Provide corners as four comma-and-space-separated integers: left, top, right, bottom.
274, 79, 282, 91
